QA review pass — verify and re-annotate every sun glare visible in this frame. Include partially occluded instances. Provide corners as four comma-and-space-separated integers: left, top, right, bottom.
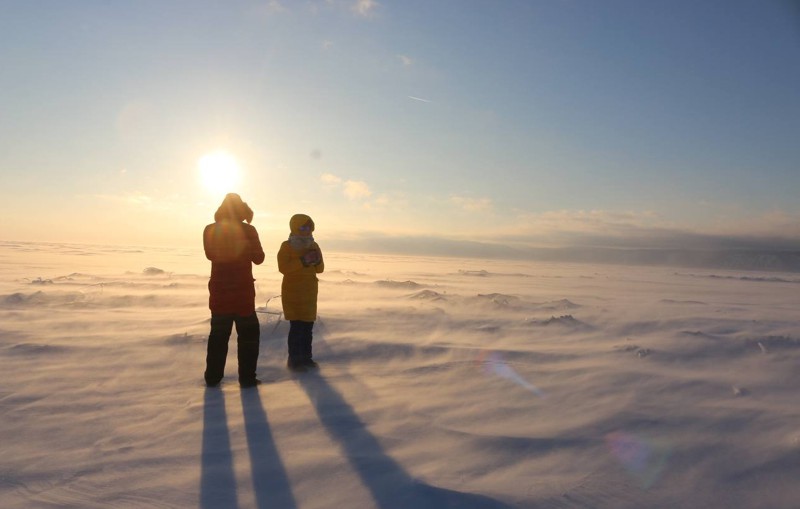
198, 150, 241, 196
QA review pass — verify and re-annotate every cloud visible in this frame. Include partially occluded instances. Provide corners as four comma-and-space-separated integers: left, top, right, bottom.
260, 1, 375, 20
265, 0, 288, 13
321, 173, 373, 201
93, 188, 218, 217
708, 210, 800, 239
479, 208, 800, 256
398, 54, 414, 66
320, 173, 342, 185
322, 225, 800, 272
507, 209, 656, 236
451, 195, 493, 212
96, 192, 154, 207
250, 0, 288, 18
504, 208, 800, 246
343, 180, 372, 200
372, 194, 391, 207
127, 194, 155, 207
352, 0, 378, 17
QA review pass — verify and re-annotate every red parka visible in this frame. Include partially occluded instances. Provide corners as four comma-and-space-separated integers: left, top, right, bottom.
204, 199, 265, 316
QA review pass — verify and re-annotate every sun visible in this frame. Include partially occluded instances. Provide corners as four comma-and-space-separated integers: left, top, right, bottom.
198, 150, 241, 196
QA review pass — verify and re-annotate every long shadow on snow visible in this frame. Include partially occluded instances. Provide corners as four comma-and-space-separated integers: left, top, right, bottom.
241, 388, 298, 509
200, 388, 239, 508
297, 372, 515, 509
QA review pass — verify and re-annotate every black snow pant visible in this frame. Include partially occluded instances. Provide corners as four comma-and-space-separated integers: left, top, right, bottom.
205, 313, 260, 385
287, 320, 314, 363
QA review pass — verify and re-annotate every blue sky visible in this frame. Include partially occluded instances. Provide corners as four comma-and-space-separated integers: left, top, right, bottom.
1, 0, 798, 254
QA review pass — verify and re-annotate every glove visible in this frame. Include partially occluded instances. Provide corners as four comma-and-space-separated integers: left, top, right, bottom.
302, 249, 321, 266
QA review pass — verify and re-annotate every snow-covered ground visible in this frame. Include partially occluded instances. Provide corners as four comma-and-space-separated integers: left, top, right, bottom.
1, 240, 798, 508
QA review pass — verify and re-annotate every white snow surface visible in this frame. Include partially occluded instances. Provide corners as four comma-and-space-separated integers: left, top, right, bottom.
1, 240, 799, 509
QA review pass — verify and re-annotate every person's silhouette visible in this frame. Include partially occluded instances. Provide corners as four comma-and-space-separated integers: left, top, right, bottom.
203, 193, 265, 387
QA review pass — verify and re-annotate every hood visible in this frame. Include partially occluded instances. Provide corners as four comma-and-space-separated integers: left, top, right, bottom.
214, 193, 254, 223
289, 214, 314, 235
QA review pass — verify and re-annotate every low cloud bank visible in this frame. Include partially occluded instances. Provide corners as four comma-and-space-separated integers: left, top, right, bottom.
326, 231, 800, 272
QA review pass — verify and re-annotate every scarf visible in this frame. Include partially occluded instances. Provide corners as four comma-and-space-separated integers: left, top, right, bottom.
289, 234, 315, 251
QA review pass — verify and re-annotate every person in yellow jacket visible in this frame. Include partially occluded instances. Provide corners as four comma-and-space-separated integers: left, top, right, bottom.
278, 214, 324, 371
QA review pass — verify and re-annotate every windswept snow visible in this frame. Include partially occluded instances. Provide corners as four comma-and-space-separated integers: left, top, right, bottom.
1, 241, 799, 508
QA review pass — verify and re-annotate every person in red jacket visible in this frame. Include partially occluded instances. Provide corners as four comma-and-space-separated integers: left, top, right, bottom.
203, 193, 265, 387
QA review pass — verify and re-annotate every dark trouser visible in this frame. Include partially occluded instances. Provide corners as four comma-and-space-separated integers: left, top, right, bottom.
287, 320, 314, 362
205, 313, 260, 385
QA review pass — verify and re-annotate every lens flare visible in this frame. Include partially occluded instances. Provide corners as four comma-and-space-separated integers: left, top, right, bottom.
605, 431, 671, 489
478, 351, 546, 398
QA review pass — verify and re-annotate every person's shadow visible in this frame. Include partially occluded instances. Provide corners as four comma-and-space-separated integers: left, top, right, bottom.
297, 372, 515, 509
200, 389, 239, 508
241, 387, 297, 509
200, 387, 297, 509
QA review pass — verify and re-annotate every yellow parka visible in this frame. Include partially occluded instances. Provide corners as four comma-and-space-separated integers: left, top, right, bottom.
278, 214, 324, 321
